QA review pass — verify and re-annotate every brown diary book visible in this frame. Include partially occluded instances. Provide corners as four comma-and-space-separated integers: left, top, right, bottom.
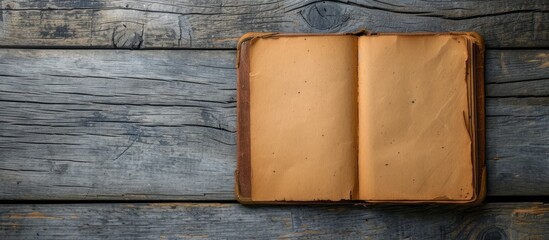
236, 32, 486, 204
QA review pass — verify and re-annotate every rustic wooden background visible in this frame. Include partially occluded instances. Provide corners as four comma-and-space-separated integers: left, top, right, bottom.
0, 0, 547, 239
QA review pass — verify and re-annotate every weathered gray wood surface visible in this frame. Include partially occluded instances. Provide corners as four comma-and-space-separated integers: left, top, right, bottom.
0, 49, 237, 200
0, 0, 547, 239
0, 0, 547, 49
0, 49, 547, 200
0, 203, 547, 239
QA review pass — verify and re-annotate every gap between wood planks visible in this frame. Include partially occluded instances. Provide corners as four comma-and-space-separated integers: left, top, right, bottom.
0, 196, 547, 204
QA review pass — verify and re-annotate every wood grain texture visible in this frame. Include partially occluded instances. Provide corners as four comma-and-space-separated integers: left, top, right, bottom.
0, 203, 547, 239
0, 49, 547, 200
0, 0, 547, 49
0, 49, 237, 200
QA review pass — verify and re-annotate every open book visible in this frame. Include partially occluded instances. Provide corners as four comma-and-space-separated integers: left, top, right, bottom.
236, 32, 486, 204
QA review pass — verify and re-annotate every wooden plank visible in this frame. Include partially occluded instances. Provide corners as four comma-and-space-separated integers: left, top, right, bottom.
0, 0, 547, 49
485, 51, 549, 97
0, 49, 238, 200
486, 98, 549, 196
484, 51, 549, 196
0, 49, 547, 200
0, 203, 547, 239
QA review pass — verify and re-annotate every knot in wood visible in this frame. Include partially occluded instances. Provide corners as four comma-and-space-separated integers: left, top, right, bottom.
299, 2, 349, 30
112, 23, 144, 49
477, 227, 508, 240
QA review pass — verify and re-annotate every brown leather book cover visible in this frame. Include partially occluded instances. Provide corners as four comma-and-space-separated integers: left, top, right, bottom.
236, 32, 485, 205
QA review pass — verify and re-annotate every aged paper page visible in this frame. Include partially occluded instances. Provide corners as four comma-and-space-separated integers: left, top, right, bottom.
358, 35, 473, 201
250, 36, 358, 201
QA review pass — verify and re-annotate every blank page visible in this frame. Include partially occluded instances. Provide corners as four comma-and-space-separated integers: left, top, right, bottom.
358, 35, 474, 201
249, 36, 359, 201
